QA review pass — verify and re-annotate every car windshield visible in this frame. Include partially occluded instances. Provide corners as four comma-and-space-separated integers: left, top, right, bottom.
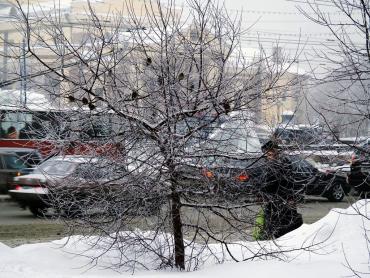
304, 157, 319, 168
73, 163, 108, 180
206, 119, 261, 155
275, 127, 321, 144
355, 143, 370, 157
3, 154, 29, 170
15, 151, 42, 166
2, 150, 41, 170
289, 155, 316, 170
303, 154, 349, 167
36, 160, 77, 176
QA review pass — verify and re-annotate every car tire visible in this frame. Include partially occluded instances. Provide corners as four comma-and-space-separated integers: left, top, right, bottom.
29, 206, 48, 217
327, 183, 345, 202
61, 204, 82, 218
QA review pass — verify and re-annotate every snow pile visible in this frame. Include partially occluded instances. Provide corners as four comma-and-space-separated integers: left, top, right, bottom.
0, 201, 369, 278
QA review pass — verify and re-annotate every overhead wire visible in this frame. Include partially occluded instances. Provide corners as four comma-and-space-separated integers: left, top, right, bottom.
227, 6, 350, 16
285, 0, 347, 7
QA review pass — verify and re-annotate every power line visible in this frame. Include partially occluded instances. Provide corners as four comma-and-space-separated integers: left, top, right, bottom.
228, 6, 345, 16
244, 30, 359, 38
240, 36, 346, 47
285, 0, 344, 7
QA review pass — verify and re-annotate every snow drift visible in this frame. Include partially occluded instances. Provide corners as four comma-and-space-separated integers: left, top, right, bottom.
0, 200, 369, 278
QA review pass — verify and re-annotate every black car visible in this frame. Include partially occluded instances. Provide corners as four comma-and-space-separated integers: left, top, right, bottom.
346, 159, 370, 197
352, 141, 370, 172
176, 113, 264, 199
339, 141, 370, 196
182, 154, 350, 202
290, 156, 350, 202
0, 147, 42, 193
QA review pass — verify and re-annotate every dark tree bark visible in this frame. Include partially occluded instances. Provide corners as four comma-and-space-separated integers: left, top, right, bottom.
171, 189, 185, 269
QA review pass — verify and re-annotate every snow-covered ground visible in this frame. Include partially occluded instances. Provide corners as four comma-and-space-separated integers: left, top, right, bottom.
0, 201, 369, 278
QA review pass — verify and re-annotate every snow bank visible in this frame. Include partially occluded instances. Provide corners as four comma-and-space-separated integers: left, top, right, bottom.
0, 201, 369, 278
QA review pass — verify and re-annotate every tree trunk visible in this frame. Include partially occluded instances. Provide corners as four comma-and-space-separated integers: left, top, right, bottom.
171, 190, 185, 270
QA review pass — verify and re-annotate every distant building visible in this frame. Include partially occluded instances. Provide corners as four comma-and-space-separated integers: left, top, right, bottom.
0, 0, 158, 94
258, 62, 310, 128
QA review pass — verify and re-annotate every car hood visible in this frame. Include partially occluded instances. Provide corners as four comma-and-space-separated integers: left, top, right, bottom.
13, 173, 64, 185
9, 187, 48, 195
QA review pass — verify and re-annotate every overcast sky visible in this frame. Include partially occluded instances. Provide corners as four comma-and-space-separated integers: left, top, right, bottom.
222, 0, 322, 33
177, 0, 352, 74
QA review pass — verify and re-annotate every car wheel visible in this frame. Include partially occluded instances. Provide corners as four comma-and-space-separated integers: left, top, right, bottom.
29, 206, 48, 217
61, 204, 83, 218
327, 183, 345, 202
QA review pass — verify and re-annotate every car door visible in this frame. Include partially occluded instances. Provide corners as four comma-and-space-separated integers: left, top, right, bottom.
290, 156, 318, 193
2, 153, 29, 191
0, 154, 7, 193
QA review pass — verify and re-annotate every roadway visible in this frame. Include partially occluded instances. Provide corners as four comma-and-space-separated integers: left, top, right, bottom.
0, 195, 358, 247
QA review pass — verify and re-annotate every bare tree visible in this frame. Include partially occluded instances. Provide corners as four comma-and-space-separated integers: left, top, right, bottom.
3, 0, 319, 271
297, 1, 370, 276
297, 0, 370, 140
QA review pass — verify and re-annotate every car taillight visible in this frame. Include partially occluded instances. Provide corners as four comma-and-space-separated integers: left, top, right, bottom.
16, 172, 21, 176
14, 185, 22, 190
202, 169, 214, 178
236, 173, 249, 182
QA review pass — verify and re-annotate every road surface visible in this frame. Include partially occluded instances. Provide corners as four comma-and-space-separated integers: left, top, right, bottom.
0, 195, 358, 247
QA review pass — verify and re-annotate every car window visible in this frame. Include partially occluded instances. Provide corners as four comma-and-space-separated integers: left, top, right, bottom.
0, 155, 5, 169
290, 156, 315, 171
73, 162, 126, 180
73, 163, 107, 180
3, 154, 29, 170
207, 119, 261, 155
355, 143, 370, 157
15, 151, 42, 166
37, 160, 76, 176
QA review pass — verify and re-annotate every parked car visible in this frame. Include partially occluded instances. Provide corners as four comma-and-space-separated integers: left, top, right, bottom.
8, 155, 112, 216
346, 159, 370, 197
186, 152, 351, 202
9, 155, 162, 217
0, 147, 42, 193
176, 111, 264, 198
178, 113, 350, 202
339, 141, 370, 196
290, 156, 351, 202
352, 141, 370, 172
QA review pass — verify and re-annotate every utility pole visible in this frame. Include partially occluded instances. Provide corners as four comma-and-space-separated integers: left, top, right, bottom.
20, 38, 27, 107
2, 31, 8, 87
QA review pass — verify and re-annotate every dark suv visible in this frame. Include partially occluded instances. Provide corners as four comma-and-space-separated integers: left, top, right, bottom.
0, 148, 42, 193
290, 156, 350, 202
346, 142, 370, 196
352, 142, 370, 171
188, 154, 350, 202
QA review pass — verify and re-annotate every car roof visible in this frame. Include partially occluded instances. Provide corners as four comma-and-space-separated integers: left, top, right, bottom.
0, 147, 38, 154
